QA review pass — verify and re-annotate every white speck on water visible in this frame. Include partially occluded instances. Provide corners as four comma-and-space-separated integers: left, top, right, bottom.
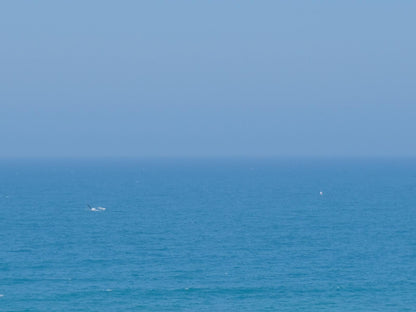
90, 207, 106, 212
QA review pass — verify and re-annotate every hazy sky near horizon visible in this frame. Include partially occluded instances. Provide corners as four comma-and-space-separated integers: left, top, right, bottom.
1, 1, 415, 157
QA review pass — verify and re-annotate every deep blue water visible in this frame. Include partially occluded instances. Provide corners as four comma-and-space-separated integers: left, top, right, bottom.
1, 158, 416, 311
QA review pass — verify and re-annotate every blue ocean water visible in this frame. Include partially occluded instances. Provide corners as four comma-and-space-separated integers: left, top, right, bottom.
1, 158, 416, 311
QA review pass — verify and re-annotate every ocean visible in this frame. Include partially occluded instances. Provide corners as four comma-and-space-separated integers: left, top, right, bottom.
1, 158, 416, 311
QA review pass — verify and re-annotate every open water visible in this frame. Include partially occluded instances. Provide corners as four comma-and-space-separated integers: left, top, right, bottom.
1, 158, 416, 311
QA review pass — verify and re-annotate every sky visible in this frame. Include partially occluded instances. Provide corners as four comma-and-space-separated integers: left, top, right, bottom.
0, 1, 415, 158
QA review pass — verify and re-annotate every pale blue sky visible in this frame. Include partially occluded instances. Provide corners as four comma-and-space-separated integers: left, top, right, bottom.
1, 1, 415, 157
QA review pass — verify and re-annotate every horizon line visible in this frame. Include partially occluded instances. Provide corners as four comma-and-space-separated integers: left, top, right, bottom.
1, 155, 416, 160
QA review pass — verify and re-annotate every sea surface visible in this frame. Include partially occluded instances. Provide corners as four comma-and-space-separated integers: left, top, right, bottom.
1, 158, 416, 311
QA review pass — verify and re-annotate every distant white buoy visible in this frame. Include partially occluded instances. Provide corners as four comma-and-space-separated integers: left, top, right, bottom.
319, 191, 323, 196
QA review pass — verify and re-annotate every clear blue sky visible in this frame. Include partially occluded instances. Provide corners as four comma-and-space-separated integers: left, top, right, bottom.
1, 1, 415, 157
